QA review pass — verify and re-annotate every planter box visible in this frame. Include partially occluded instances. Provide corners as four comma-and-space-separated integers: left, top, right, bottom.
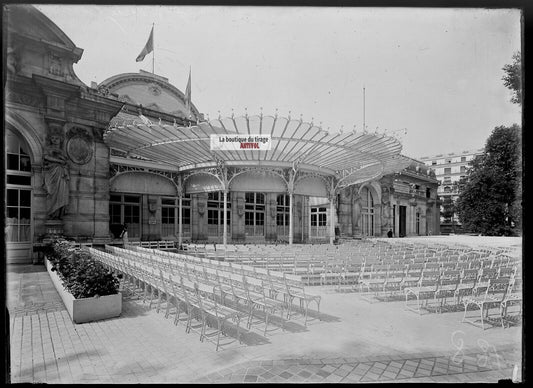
45, 258, 122, 324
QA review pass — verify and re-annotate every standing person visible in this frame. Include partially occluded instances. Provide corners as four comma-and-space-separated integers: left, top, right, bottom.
120, 224, 129, 247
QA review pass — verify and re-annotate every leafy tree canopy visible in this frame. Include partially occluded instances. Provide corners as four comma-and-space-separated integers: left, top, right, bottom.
440, 196, 455, 223
502, 52, 522, 105
455, 124, 521, 236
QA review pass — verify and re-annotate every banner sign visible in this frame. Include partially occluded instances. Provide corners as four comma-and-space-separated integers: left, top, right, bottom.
210, 134, 271, 151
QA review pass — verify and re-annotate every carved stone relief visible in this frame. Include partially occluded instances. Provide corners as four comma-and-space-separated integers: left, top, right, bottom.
66, 127, 93, 165
48, 52, 63, 76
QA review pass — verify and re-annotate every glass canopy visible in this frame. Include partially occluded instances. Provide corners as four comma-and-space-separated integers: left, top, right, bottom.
103, 111, 413, 184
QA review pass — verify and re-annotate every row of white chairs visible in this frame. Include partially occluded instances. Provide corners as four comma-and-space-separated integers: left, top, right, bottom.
105, 245, 321, 327
90, 248, 247, 351
128, 245, 304, 287
191, 247, 519, 287
127, 240, 176, 250
461, 276, 522, 330
181, 241, 519, 292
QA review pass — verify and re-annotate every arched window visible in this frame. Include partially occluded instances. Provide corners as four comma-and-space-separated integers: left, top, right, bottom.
276, 194, 290, 236
207, 191, 231, 237
361, 187, 374, 236
5, 129, 32, 243
245, 192, 264, 236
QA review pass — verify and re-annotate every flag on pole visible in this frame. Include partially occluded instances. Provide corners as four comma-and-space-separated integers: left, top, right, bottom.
136, 26, 154, 62
185, 68, 191, 117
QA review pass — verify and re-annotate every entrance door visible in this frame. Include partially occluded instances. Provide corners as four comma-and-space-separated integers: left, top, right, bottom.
361, 187, 375, 236
310, 207, 328, 238
399, 205, 407, 237
109, 194, 141, 239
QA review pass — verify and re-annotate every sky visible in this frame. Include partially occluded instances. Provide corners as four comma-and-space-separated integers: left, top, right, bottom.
34, 4, 522, 159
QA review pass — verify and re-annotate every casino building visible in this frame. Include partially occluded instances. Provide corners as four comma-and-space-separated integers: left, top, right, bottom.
4, 4, 440, 263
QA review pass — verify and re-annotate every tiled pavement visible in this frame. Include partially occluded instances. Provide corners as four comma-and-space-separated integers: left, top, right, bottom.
194, 347, 522, 383
6, 263, 523, 384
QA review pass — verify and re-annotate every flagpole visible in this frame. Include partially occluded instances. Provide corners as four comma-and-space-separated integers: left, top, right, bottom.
188, 66, 191, 120
363, 86, 366, 131
152, 23, 155, 74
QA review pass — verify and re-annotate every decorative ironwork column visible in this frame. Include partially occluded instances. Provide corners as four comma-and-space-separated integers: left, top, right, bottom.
329, 178, 337, 245
287, 161, 299, 246
177, 175, 183, 248
215, 158, 229, 250
289, 192, 294, 245
223, 189, 228, 248
178, 195, 183, 247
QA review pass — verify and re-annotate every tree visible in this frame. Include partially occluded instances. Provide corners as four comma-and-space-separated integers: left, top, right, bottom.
440, 196, 454, 223
440, 196, 456, 232
455, 125, 521, 236
502, 52, 522, 105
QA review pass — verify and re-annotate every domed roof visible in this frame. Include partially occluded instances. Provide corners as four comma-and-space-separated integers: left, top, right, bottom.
5, 4, 82, 59
98, 70, 201, 121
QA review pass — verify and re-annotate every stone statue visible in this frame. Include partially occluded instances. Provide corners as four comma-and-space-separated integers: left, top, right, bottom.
43, 129, 70, 219
381, 186, 391, 227
353, 191, 362, 225
6, 47, 18, 74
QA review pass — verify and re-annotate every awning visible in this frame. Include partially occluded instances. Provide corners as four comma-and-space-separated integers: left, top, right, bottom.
104, 111, 412, 185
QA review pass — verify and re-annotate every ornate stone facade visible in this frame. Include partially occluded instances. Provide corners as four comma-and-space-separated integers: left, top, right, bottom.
4, 4, 439, 263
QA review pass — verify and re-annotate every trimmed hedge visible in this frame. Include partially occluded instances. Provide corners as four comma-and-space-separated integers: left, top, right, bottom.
44, 239, 120, 299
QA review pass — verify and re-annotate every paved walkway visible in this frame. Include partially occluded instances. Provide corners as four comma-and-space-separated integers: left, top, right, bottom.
6, 263, 522, 384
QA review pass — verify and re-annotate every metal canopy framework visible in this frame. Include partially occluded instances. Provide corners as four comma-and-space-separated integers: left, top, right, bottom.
103, 111, 412, 185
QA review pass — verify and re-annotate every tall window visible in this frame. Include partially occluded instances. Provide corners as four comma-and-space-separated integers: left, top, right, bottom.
310, 207, 328, 237
416, 211, 420, 235
276, 194, 290, 236
444, 167, 452, 175
361, 187, 374, 236
245, 192, 264, 236
161, 194, 191, 237
109, 194, 141, 238
5, 129, 32, 243
207, 191, 231, 237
